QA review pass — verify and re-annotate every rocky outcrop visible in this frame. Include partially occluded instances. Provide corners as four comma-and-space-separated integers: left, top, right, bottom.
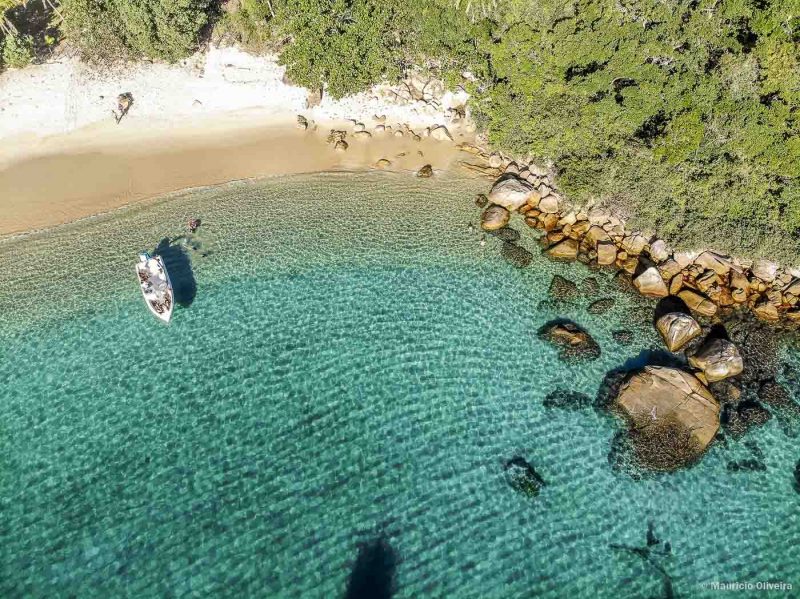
688, 338, 744, 382
480, 204, 510, 231
656, 312, 702, 352
633, 267, 668, 298
538, 320, 601, 362
614, 366, 720, 471
504, 457, 546, 497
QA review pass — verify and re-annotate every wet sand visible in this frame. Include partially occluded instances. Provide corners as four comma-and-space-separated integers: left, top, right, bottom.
0, 111, 471, 236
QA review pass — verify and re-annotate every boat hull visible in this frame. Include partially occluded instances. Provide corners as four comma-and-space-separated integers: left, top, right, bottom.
136, 253, 174, 323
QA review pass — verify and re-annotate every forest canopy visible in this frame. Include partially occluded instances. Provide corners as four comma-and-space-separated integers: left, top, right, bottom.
1, 0, 798, 260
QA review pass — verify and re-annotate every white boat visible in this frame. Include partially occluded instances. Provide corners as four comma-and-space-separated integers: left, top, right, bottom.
135, 252, 174, 323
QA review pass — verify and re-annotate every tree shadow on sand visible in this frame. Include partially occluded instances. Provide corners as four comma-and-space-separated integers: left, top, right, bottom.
153, 237, 197, 307
344, 536, 399, 599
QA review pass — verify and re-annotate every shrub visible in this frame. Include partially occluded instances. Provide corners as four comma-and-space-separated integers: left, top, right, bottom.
2, 31, 34, 68
59, 0, 211, 64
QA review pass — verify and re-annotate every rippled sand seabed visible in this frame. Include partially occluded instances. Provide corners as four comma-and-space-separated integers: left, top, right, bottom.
0, 172, 797, 598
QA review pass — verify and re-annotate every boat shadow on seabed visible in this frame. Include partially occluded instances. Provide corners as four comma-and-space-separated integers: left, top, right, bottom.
153, 237, 197, 308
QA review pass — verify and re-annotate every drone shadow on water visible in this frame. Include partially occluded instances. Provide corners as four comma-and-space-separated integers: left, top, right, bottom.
344, 536, 398, 599
154, 237, 197, 308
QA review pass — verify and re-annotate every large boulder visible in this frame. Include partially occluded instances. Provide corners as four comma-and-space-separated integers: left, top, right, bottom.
752, 259, 778, 283
656, 312, 702, 352
678, 289, 718, 317
596, 241, 618, 266
546, 238, 579, 260
615, 366, 720, 471
695, 251, 732, 276
688, 338, 744, 382
481, 204, 510, 231
538, 194, 560, 214
633, 267, 669, 298
538, 320, 601, 362
488, 176, 536, 211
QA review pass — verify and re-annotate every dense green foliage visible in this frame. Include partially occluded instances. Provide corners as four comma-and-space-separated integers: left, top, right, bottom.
59, 0, 211, 63
477, 0, 800, 260
3, 0, 798, 258
1, 31, 34, 68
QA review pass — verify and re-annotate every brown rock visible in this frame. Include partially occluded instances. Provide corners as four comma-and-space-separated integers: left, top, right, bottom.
753, 298, 780, 321
678, 289, 718, 317
596, 241, 618, 266
622, 234, 647, 255
621, 256, 639, 274
752, 259, 778, 283
571, 220, 591, 238
546, 239, 579, 260
542, 213, 559, 231
480, 204, 510, 231
656, 312, 702, 352
696, 269, 721, 294
695, 251, 733, 276
615, 366, 720, 470
585, 225, 611, 246
669, 274, 684, 295
688, 338, 744, 382
633, 267, 669, 298
416, 164, 434, 178
539, 194, 560, 214
658, 259, 681, 281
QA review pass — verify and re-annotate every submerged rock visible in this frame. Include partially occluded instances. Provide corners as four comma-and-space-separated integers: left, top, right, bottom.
688, 338, 744, 383
548, 275, 579, 301
615, 366, 720, 471
501, 242, 533, 268
656, 312, 702, 352
538, 320, 601, 362
612, 330, 634, 345
722, 400, 772, 439
504, 457, 546, 497
543, 389, 593, 410
587, 298, 615, 315
489, 227, 520, 242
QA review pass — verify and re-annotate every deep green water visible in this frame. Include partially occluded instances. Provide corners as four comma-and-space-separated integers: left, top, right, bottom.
1, 172, 798, 598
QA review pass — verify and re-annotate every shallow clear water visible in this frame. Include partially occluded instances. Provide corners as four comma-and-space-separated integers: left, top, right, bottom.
1, 172, 798, 598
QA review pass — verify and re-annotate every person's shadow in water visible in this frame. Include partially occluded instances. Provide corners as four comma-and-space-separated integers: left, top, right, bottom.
344, 537, 398, 599
154, 237, 197, 307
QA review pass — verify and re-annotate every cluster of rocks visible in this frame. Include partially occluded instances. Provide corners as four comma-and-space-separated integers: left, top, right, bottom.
476, 162, 800, 325
504, 456, 547, 497
304, 114, 455, 147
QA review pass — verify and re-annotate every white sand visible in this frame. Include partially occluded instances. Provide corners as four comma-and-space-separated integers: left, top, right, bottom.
0, 46, 470, 149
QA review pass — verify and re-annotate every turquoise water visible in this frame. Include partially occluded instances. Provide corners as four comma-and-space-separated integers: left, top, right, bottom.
1, 172, 798, 598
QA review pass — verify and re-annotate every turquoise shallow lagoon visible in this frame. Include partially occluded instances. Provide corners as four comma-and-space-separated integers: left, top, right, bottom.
0, 172, 798, 597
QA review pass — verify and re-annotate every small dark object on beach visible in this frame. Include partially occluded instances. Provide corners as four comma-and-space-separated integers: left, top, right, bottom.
504, 456, 546, 497
475, 193, 489, 208
113, 92, 134, 124
188, 218, 201, 233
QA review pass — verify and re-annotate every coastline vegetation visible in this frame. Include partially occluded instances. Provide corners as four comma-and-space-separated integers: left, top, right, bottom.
0, 0, 798, 261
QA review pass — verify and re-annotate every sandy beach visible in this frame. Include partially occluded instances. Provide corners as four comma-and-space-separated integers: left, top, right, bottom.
0, 47, 473, 236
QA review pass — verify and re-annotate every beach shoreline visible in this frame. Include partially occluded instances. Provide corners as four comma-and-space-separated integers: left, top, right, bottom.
0, 46, 475, 236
